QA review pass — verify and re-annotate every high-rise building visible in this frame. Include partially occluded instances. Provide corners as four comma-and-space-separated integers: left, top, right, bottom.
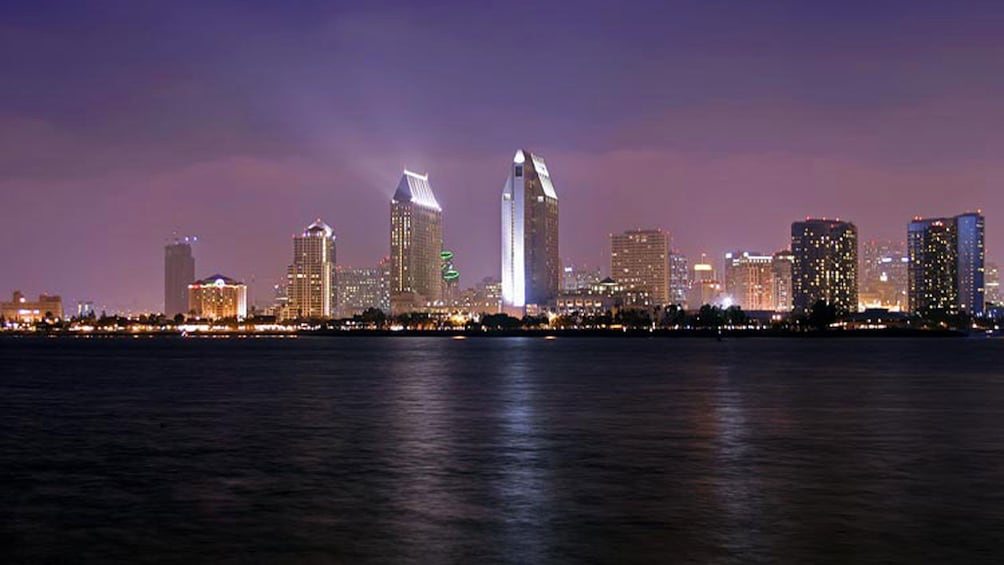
610, 229, 670, 304
859, 240, 909, 311
771, 250, 794, 312
285, 220, 336, 320
337, 265, 388, 317
164, 238, 195, 317
791, 219, 858, 314
907, 212, 985, 316
986, 262, 1000, 306
689, 258, 724, 307
669, 251, 689, 306
188, 275, 248, 320
390, 170, 443, 314
501, 149, 560, 310
724, 251, 774, 311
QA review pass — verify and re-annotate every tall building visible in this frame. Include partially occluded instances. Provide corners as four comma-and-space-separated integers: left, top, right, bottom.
390, 170, 443, 314
986, 262, 1000, 306
907, 212, 985, 316
791, 219, 858, 314
610, 229, 670, 304
689, 258, 724, 307
164, 238, 195, 317
188, 275, 248, 320
501, 149, 560, 310
669, 251, 689, 305
286, 219, 336, 320
724, 251, 774, 310
859, 240, 909, 311
338, 265, 388, 317
771, 250, 794, 312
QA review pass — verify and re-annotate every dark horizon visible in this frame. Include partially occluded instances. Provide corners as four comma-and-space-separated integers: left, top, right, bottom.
2, 1, 1002, 312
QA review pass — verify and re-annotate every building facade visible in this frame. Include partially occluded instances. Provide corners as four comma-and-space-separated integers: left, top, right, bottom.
164, 238, 195, 317
907, 212, 985, 317
669, 251, 689, 306
723, 251, 774, 311
337, 265, 389, 317
771, 250, 794, 312
610, 229, 670, 305
791, 219, 858, 314
501, 149, 560, 310
390, 170, 443, 314
1, 291, 63, 324
286, 219, 336, 320
188, 275, 248, 320
859, 240, 909, 311
986, 262, 1000, 306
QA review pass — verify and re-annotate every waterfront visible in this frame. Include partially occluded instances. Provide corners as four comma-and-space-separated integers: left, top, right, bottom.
3, 337, 1004, 563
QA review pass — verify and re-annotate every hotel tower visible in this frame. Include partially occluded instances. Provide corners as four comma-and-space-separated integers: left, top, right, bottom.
390, 170, 443, 314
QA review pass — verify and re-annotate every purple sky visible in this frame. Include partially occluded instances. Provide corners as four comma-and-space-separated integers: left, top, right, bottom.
2, 1, 1003, 312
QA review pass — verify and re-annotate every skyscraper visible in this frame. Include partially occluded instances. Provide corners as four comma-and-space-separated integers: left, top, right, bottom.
501, 149, 560, 310
859, 240, 909, 311
669, 251, 689, 306
390, 170, 443, 314
724, 251, 774, 310
791, 219, 858, 314
771, 250, 794, 312
986, 262, 1000, 306
285, 220, 336, 320
907, 212, 985, 316
164, 238, 195, 317
610, 229, 670, 304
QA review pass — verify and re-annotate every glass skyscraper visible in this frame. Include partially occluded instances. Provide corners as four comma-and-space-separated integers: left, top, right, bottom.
164, 238, 195, 317
390, 170, 443, 314
907, 212, 985, 316
501, 149, 560, 309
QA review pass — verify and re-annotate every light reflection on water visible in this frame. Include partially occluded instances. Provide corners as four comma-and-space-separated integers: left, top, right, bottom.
3, 336, 1004, 563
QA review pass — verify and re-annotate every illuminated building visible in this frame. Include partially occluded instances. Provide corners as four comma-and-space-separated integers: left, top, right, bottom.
771, 250, 794, 312
1, 291, 63, 324
689, 258, 725, 307
724, 251, 774, 310
562, 262, 602, 291
791, 219, 858, 314
610, 229, 670, 304
907, 212, 985, 316
554, 277, 651, 316
187, 275, 247, 320
987, 262, 1000, 306
337, 265, 387, 317
76, 301, 95, 319
164, 238, 195, 317
501, 149, 560, 311
390, 170, 443, 314
859, 240, 909, 311
286, 219, 336, 319
669, 251, 689, 305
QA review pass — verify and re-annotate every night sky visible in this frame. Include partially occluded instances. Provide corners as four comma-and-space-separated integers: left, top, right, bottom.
2, 1, 1002, 312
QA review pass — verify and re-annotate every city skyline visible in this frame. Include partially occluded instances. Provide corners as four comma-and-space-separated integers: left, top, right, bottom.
2, 1, 1003, 312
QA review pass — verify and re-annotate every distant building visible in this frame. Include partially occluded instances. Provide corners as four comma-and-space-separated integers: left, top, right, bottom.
669, 251, 689, 306
771, 250, 794, 312
724, 251, 774, 311
76, 301, 95, 319
1, 291, 63, 324
188, 275, 248, 321
286, 219, 336, 319
689, 258, 725, 308
859, 240, 909, 311
554, 277, 651, 316
501, 149, 560, 311
390, 170, 443, 314
987, 262, 1000, 306
337, 265, 387, 317
562, 262, 602, 292
164, 238, 195, 317
610, 229, 670, 304
907, 212, 985, 316
791, 219, 858, 314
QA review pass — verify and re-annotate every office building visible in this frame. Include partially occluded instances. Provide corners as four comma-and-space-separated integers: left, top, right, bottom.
689, 258, 725, 308
1, 291, 63, 324
286, 219, 336, 319
562, 262, 602, 292
188, 275, 248, 320
907, 212, 985, 316
390, 170, 443, 314
338, 265, 389, 317
724, 251, 774, 311
986, 262, 1000, 306
164, 238, 195, 317
771, 250, 794, 312
610, 229, 670, 304
669, 251, 689, 305
791, 219, 858, 314
501, 149, 560, 310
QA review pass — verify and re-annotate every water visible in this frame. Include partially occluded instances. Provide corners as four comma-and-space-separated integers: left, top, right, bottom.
2, 336, 1004, 563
